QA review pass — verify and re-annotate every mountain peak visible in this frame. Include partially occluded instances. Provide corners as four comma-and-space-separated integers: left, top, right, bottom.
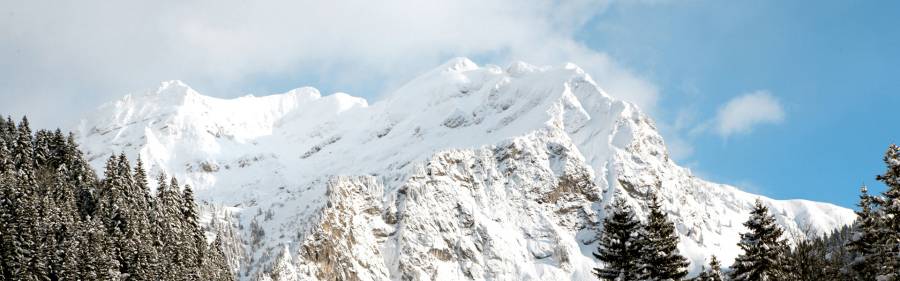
74, 59, 855, 280
438, 57, 479, 73
154, 80, 199, 100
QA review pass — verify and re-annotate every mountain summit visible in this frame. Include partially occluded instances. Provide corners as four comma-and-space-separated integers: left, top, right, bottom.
75, 58, 854, 280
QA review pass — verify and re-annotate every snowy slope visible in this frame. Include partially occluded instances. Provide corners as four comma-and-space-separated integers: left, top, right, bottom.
75, 58, 855, 280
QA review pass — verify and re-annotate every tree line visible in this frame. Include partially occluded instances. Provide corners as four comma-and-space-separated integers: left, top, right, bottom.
0, 116, 233, 281
593, 144, 900, 281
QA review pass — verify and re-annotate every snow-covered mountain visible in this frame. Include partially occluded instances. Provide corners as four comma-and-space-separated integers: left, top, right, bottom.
75, 58, 855, 280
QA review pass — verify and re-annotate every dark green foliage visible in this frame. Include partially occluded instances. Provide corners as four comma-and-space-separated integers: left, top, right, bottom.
875, 144, 900, 280
730, 199, 790, 281
640, 193, 689, 281
594, 197, 644, 281
0, 115, 233, 281
847, 185, 879, 280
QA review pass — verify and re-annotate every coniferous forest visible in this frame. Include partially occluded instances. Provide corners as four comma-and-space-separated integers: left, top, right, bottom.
594, 144, 900, 281
0, 116, 233, 280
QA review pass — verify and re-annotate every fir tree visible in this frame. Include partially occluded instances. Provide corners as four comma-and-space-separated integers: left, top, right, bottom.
12, 117, 42, 280
203, 235, 235, 281
181, 183, 206, 279
875, 144, 900, 280
790, 235, 829, 280
594, 197, 644, 281
730, 199, 790, 281
846, 185, 879, 280
74, 217, 120, 280
64, 133, 96, 219
696, 256, 724, 281
639, 193, 689, 281
151, 172, 179, 281
0, 125, 10, 174
129, 156, 159, 281
33, 129, 52, 169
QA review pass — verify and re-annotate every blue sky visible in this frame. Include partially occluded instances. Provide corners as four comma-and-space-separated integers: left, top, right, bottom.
1, 0, 896, 207
578, 0, 900, 207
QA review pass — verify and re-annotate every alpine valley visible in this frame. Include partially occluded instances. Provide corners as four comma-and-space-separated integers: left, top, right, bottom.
73, 58, 855, 281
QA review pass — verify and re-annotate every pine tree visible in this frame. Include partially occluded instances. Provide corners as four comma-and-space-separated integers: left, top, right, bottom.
1, 116, 16, 151
846, 185, 879, 280
0, 168, 19, 280
790, 236, 829, 280
128, 157, 159, 281
153, 175, 189, 280
594, 197, 644, 281
639, 193, 689, 280
696, 256, 724, 281
33, 129, 52, 169
64, 133, 96, 219
151, 172, 179, 281
875, 144, 900, 280
181, 183, 207, 279
0, 124, 10, 175
203, 235, 235, 281
73, 217, 120, 280
43, 166, 81, 280
730, 199, 790, 281
12, 117, 43, 280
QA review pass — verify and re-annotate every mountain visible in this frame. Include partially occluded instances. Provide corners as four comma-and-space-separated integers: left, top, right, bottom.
74, 58, 855, 280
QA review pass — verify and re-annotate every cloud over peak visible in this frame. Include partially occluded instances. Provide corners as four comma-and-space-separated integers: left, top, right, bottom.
0, 0, 660, 129
714, 91, 785, 138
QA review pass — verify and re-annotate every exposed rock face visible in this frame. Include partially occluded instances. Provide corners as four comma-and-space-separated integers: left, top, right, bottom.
74, 58, 855, 280
296, 176, 390, 281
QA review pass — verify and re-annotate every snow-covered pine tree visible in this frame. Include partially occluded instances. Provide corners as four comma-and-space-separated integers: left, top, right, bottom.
593, 197, 644, 281
789, 234, 829, 280
128, 157, 159, 281
32, 129, 52, 169
203, 235, 236, 281
846, 185, 879, 280
12, 117, 44, 280
0, 129, 12, 279
875, 144, 900, 281
181, 183, 207, 279
730, 199, 790, 281
73, 217, 120, 280
695, 255, 724, 281
1, 116, 16, 150
152, 173, 184, 280
110, 154, 157, 281
0, 124, 10, 174
48, 129, 66, 168
640, 192, 689, 280
64, 132, 97, 219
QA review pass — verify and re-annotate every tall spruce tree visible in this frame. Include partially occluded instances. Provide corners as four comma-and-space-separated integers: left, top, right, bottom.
181, 183, 206, 279
151, 172, 180, 281
639, 193, 689, 280
13, 117, 43, 280
730, 199, 790, 281
64, 133, 96, 219
594, 197, 644, 281
846, 185, 879, 280
875, 144, 900, 280
203, 235, 235, 281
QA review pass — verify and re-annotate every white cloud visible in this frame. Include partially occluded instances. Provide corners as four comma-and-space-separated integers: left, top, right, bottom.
713, 91, 785, 138
0, 0, 660, 129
